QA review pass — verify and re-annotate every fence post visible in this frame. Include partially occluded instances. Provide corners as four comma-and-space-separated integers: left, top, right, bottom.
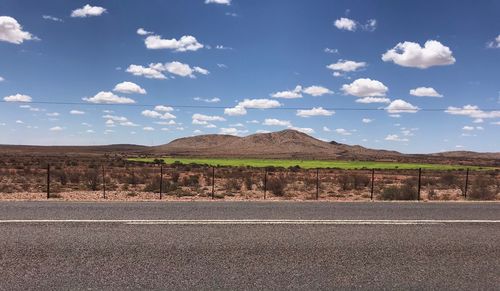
464, 168, 469, 199
159, 165, 163, 200
370, 169, 375, 200
263, 168, 267, 200
417, 168, 422, 201
102, 164, 106, 199
211, 166, 215, 199
316, 168, 319, 200
46, 163, 50, 199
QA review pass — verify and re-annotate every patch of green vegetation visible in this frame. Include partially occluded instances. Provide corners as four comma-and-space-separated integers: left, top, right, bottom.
128, 157, 496, 171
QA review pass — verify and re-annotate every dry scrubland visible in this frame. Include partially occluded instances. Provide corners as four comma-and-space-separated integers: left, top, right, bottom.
0, 154, 498, 201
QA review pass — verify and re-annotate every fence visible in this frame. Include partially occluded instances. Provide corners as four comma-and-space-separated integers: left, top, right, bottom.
0, 158, 498, 201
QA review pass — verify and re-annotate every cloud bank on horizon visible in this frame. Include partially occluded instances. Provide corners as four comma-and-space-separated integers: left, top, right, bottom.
0, 0, 499, 153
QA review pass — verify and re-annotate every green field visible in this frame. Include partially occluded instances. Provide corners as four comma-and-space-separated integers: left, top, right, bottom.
129, 157, 496, 171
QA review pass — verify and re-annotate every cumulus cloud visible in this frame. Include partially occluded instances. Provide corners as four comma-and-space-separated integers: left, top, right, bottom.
263, 119, 291, 127
362, 118, 373, 123
486, 34, 500, 49
355, 97, 391, 104
42, 15, 63, 22
49, 126, 63, 132
192, 113, 225, 122
71, 4, 107, 18
445, 105, 500, 119
303, 86, 333, 96
144, 35, 204, 52
382, 40, 456, 69
385, 134, 408, 142
3, 94, 32, 102
271, 85, 303, 99
143, 127, 155, 131
0, 76, 4, 82
127, 62, 208, 79
327, 60, 367, 72
205, 0, 231, 4
220, 127, 248, 136
126, 64, 166, 79
224, 98, 281, 116
324, 48, 339, 54
409, 87, 443, 97
386, 99, 419, 113
462, 126, 474, 131
154, 105, 174, 112
113, 81, 146, 94
70, 110, 85, 115
334, 17, 357, 31
194, 97, 221, 103
296, 107, 334, 117
142, 109, 176, 119
46, 112, 60, 117
335, 128, 352, 136
83, 91, 135, 104
0, 16, 35, 44
288, 126, 315, 134
136, 28, 152, 35
342, 78, 388, 97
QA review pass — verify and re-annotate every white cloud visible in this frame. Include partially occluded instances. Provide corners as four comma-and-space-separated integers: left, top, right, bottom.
70, 110, 85, 115
137, 28, 152, 35
194, 97, 221, 103
271, 85, 303, 98
386, 99, 419, 113
486, 34, 500, 49
288, 126, 315, 134
154, 105, 174, 112
327, 60, 367, 72
224, 105, 247, 116
263, 119, 291, 127
445, 105, 500, 119
42, 15, 63, 22
192, 113, 225, 122
342, 78, 388, 97
103, 115, 127, 122
0, 16, 35, 44
385, 134, 408, 142
256, 130, 270, 134
142, 109, 176, 120
334, 17, 357, 31
296, 107, 334, 117
382, 40, 456, 69
15, 120, 24, 124
120, 121, 139, 127
324, 48, 339, 54
322, 126, 331, 132
193, 66, 209, 75
3, 94, 32, 102
113, 81, 146, 94
303, 86, 333, 96
46, 112, 59, 117
86, 129, 95, 133
0, 76, 4, 82
144, 35, 204, 52
83, 91, 135, 104
473, 118, 483, 124
363, 19, 377, 31
49, 126, 63, 132
126, 64, 166, 79
462, 126, 474, 131
491, 121, 500, 125
206, 0, 231, 4
362, 118, 373, 123
220, 128, 248, 136
229, 123, 244, 127
335, 128, 352, 136
71, 4, 106, 18
409, 87, 443, 97
215, 45, 233, 50
155, 120, 177, 126
143, 127, 155, 131
225, 98, 281, 116
355, 97, 391, 104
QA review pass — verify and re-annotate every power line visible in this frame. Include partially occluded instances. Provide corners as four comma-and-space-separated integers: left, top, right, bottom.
1, 100, 499, 112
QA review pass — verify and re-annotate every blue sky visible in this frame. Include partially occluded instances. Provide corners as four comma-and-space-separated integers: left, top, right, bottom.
0, 0, 499, 153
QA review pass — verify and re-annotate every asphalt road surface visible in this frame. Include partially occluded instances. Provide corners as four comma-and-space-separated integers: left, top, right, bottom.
0, 201, 498, 290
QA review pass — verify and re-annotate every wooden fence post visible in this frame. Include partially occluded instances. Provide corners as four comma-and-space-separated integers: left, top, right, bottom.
370, 169, 375, 200
316, 168, 319, 200
464, 168, 469, 199
417, 168, 422, 201
159, 165, 163, 200
211, 166, 215, 199
264, 168, 267, 200
102, 164, 106, 199
46, 163, 50, 199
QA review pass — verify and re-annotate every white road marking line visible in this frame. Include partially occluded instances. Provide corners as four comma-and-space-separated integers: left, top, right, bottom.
0, 219, 498, 225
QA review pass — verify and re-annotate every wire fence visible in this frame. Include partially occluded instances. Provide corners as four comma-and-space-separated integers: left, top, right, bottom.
0, 158, 498, 201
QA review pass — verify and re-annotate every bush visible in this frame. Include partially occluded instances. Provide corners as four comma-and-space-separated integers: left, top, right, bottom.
267, 175, 287, 196
427, 189, 438, 200
181, 175, 199, 187
380, 184, 417, 200
244, 176, 253, 191
224, 179, 240, 192
468, 175, 496, 200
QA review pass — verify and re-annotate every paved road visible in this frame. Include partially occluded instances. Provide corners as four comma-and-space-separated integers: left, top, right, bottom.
0, 202, 498, 290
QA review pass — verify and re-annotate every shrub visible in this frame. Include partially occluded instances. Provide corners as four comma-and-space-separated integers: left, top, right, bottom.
427, 189, 438, 200
84, 169, 100, 191
224, 179, 240, 192
181, 175, 199, 187
380, 184, 417, 200
244, 176, 253, 191
439, 173, 457, 187
267, 175, 287, 196
468, 175, 496, 200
